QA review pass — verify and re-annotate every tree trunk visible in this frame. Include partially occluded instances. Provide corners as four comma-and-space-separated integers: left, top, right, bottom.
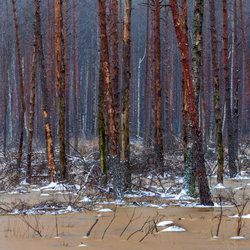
111, 0, 120, 159
181, 0, 196, 197
223, 0, 237, 178
154, 0, 163, 173
143, 0, 149, 146
209, 0, 224, 183
233, 0, 239, 159
73, 0, 78, 151
27, 6, 38, 184
64, 0, 70, 155
35, 0, 55, 182
122, 0, 131, 190
170, 0, 213, 206
164, 0, 169, 132
98, 0, 123, 199
55, 0, 67, 180
239, 0, 250, 103
3, 0, 10, 155
12, 0, 26, 170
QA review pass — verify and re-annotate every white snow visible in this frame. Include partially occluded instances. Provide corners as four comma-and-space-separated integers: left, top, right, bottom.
229, 213, 250, 218
229, 236, 245, 239
81, 196, 92, 202
20, 179, 30, 186
173, 189, 195, 200
98, 208, 113, 212
161, 226, 186, 232
156, 221, 173, 227
214, 183, 225, 189
78, 244, 87, 246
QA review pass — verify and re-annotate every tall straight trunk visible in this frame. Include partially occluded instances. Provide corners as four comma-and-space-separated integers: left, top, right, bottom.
143, 0, 149, 146
223, 0, 236, 178
98, 0, 123, 199
233, 0, 239, 159
209, 0, 224, 183
12, 0, 26, 169
192, 0, 204, 109
35, 0, 55, 182
55, 0, 67, 180
25, 0, 30, 131
121, 0, 131, 189
239, 0, 250, 103
181, 0, 196, 197
111, 0, 120, 159
98, 52, 107, 176
164, 0, 169, 132
64, 0, 70, 154
170, 0, 213, 206
154, 0, 163, 171
73, 0, 78, 151
27, 7, 38, 183
3, 0, 10, 155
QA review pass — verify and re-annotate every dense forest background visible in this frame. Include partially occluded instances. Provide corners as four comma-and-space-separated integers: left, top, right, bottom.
0, 0, 250, 205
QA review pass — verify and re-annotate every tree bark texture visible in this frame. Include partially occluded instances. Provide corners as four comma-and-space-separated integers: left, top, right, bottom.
55, 0, 67, 180
122, 0, 131, 190
12, 0, 26, 170
192, 0, 204, 110
164, 0, 169, 132
35, 0, 55, 182
170, 0, 213, 206
27, 6, 38, 183
233, 0, 239, 159
98, 0, 123, 199
209, 0, 224, 183
64, 0, 70, 155
223, 0, 237, 178
154, 0, 163, 172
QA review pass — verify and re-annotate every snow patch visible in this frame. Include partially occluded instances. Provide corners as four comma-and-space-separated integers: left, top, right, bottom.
214, 183, 225, 189
161, 226, 186, 232
98, 208, 113, 212
229, 236, 245, 240
156, 221, 173, 227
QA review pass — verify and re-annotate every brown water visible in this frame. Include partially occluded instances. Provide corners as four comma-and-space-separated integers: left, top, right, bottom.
1, 179, 250, 250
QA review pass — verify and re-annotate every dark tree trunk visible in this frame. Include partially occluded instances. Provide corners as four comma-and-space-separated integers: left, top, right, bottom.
122, 0, 131, 190
154, 0, 163, 173
12, 0, 26, 170
223, 0, 237, 178
209, 0, 224, 183
233, 0, 239, 159
35, 0, 55, 182
27, 4, 38, 183
55, 0, 67, 180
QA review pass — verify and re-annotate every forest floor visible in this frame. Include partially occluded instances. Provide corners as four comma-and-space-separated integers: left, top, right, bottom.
0, 138, 250, 249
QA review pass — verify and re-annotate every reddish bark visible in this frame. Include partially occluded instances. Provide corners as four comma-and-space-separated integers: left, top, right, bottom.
170, 0, 213, 205
154, 0, 163, 169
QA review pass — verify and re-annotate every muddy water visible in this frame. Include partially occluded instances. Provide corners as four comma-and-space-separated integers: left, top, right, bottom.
1, 179, 250, 249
